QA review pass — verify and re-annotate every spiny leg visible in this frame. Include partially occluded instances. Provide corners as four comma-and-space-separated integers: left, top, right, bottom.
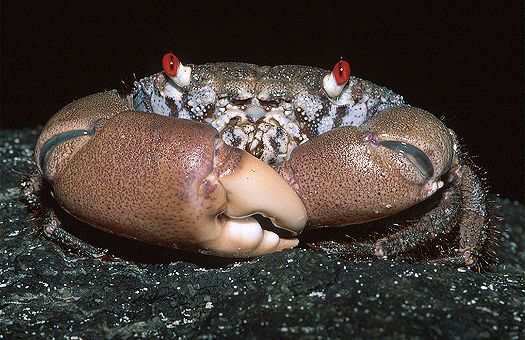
42, 209, 109, 258
372, 184, 462, 258
429, 163, 494, 269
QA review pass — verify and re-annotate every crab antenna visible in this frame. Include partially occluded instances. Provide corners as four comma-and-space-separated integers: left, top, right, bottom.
162, 53, 191, 88
323, 59, 351, 98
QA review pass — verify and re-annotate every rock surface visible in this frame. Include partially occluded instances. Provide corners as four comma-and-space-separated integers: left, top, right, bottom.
1, 129, 524, 339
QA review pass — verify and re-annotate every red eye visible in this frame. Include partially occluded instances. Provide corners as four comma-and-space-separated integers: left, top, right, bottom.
333, 59, 351, 85
162, 53, 179, 77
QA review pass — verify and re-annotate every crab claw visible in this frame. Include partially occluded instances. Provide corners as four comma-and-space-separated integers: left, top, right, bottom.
279, 105, 454, 227
36, 91, 307, 257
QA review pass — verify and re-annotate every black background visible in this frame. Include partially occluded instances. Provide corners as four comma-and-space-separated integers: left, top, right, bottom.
1, 1, 523, 202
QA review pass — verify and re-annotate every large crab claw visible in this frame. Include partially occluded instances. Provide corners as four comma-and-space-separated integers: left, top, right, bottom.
36, 92, 307, 257
280, 106, 454, 227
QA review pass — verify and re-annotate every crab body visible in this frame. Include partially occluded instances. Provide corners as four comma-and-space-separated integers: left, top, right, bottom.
133, 63, 403, 167
34, 55, 493, 268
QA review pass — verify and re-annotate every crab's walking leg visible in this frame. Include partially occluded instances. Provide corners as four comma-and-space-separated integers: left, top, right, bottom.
313, 183, 462, 260
42, 209, 109, 257
430, 163, 495, 268
308, 240, 375, 260
370, 141, 493, 267
455, 164, 493, 265
372, 184, 461, 258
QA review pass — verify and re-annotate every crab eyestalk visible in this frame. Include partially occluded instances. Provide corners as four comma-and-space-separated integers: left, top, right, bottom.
322, 59, 351, 97
162, 52, 191, 88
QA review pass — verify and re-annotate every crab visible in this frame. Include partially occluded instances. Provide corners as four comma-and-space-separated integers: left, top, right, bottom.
33, 53, 495, 269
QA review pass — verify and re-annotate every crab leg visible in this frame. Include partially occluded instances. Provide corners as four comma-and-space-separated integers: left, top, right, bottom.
373, 183, 461, 258
312, 183, 462, 260
428, 163, 495, 268
369, 184, 462, 259
455, 165, 492, 265
371, 163, 493, 268
36, 91, 307, 257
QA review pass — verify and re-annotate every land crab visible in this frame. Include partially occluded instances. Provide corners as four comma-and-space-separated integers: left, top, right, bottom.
33, 53, 495, 269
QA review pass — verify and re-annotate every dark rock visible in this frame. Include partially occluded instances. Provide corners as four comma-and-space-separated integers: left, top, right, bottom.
1, 128, 524, 338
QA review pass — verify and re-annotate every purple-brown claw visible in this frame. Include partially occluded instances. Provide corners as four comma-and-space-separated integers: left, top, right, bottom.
36, 92, 307, 257
280, 106, 454, 228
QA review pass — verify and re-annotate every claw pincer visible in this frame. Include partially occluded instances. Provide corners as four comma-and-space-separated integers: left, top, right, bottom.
279, 106, 453, 227
36, 92, 306, 257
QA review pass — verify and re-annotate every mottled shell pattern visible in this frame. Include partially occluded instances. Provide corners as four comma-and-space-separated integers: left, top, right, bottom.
132, 62, 404, 167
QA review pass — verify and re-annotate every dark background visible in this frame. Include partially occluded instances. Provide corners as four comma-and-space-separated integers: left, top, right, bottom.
1, 1, 523, 202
